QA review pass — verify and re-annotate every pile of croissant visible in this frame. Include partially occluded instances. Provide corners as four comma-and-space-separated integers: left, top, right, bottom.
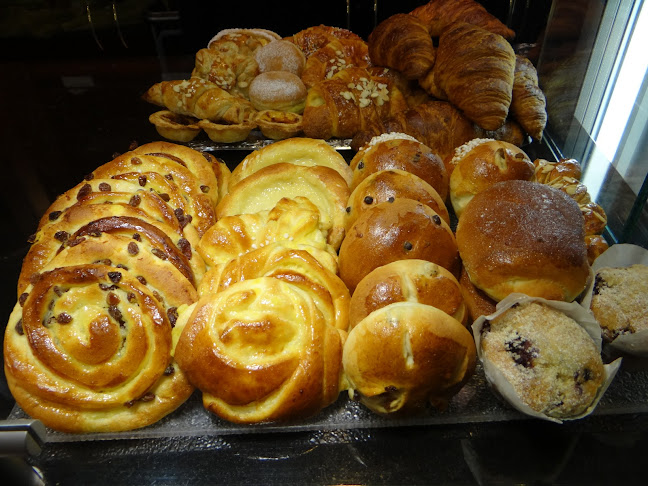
143, 0, 547, 155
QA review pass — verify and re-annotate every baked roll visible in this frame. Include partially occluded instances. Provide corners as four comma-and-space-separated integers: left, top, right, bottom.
343, 302, 476, 415
349, 259, 468, 329
339, 198, 460, 293
367, 13, 436, 80
174, 277, 345, 424
4, 264, 194, 433
456, 180, 590, 302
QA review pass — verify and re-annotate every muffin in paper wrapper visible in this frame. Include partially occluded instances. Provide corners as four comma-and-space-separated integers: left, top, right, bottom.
581, 243, 648, 357
472, 293, 622, 424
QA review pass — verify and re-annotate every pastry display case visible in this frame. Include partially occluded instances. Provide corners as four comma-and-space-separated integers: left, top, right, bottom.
1, 1, 647, 484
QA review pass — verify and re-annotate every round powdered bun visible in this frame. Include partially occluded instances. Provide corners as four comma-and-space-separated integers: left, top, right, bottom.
344, 169, 449, 232
343, 302, 476, 415
449, 139, 534, 219
216, 163, 350, 251
339, 198, 460, 293
248, 71, 308, 113
349, 137, 448, 200
456, 180, 590, 303
590, 264, 648, 343
349, 259, 467, 329
477, 300, 605, 420
255, 40, 306, 75
230, 137, 352, 188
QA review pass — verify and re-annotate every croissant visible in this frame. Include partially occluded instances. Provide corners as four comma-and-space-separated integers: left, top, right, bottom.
300, 37, 372, 89
368, 13, 436, 80
410, 0, 515, 40
142, 77, 256, 124
511, 55, 547, 140
423, 22, 516, 131
302, 66, 409, 140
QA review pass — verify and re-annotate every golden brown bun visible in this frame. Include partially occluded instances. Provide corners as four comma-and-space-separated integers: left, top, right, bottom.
458, 266, 497, 323
342, 302, 476, 415
349, 136, 448, 199
339, 198, 460, 293
456, 180, 590, 302
175, 277, 345, 424
410, 0, 515, 40
216, 163, 350, 251
230, 137, 352, 188
255, 40, 306, 75
449, 139, 534, 218
198, 243, 350, 331
367, 13, 435, 80
349, 259, 467, 329
344, 169, 449, 232
4, 264, 194, 433
248, 71, 308, 113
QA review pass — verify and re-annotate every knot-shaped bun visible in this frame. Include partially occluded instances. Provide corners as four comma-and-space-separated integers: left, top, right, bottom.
175, 277, 345, 423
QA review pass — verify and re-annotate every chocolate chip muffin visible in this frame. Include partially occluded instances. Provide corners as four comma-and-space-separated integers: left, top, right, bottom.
480, 301, 605, 419
590, 264, 648, 342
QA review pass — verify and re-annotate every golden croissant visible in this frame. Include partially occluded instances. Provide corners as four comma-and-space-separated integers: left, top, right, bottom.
511, 55, 547, 140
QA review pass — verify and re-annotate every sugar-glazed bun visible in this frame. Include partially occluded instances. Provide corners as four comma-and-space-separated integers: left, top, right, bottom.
248, 71, 308, 113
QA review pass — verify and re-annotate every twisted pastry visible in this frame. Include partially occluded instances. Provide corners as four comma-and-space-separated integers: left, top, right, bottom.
198, 197, 338, 273
142, 77, 256, 124
4, 264, 193, 433
174, 277, 345, 424
286, 25, 365, 58
300, 37, 372, 89
198, 243, 350, 332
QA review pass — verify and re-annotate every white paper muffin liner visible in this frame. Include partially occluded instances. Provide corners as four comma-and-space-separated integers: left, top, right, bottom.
472, 293, 622, 424
581, 244, 648, 357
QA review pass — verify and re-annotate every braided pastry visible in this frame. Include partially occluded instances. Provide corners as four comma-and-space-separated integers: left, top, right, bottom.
300, 37, 372, 89
4, 264, 194, 433
174, 277, 345, 424
286, 25, 365, 58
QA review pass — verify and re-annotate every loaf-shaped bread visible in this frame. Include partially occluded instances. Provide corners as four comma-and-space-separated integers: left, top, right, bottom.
339, 198, 460, 292
216, 163, 350, 250
456, 180, 590, 302
349, 259, 467, 329
368, 13, 436, 80
174, 277, 345, 424
343, 302, 476, 415
344, 169, 449, 232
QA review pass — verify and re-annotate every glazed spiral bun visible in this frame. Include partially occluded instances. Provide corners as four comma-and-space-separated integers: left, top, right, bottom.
349, 134, 448, 200
349, 259, 467, 329
449, 138, 534, 219
248, 71, 308, 113
338, 198, 460, 293
344, 169, 449, 232
255, 39, 306, 75
342, 302, 476, 415
456, 180, 590, 302
175, 277, 345, 424
4, 264, 194, 433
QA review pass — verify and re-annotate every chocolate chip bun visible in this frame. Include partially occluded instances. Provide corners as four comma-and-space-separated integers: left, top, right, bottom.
448, 139, 534, 218
343, 302, 476, 415
478, 300, 605, 419
339, 198, 460, 293
349, 259, 468, 329
456, 180, 590, 302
